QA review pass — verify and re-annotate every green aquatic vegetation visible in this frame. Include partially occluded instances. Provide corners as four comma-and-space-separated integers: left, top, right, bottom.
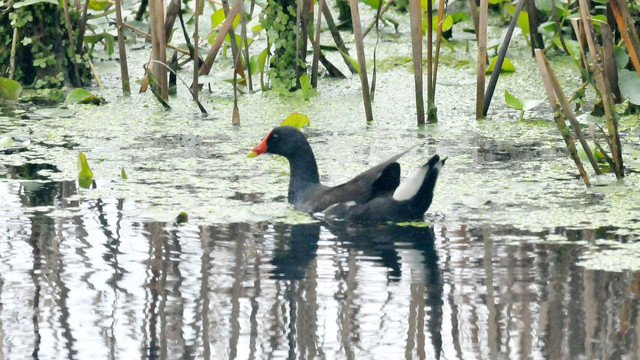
0, 77, 22, 101
66, 88, 103, 105
77, 152, 93, 189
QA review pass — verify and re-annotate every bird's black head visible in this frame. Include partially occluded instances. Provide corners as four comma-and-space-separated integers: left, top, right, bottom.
248, 126, 310, 159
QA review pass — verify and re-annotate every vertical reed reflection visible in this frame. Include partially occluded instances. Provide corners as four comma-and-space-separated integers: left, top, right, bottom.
3, 174, 640, 359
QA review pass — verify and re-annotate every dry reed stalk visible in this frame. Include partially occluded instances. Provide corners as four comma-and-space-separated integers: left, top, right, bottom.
322, 5, 358, 74
349, 0, 373, 122
610, 0, 640, 77
578, 0, 623, 178
193, 0, 200, 100
535, 49, 590, 186
537, 49, 602, 175
311, 0, 326, 88
62, 0, 82, 86
149, 0, 168, 100
115, 0, 131, 94
408, 0, 424, 126
475, 0, 488, 119
483, 0, 524, 116
200, 0, 243, 75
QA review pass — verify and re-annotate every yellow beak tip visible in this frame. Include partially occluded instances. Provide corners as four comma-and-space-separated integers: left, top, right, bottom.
247, 150, 258, 158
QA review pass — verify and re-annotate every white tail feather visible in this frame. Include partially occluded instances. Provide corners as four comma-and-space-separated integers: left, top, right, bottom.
393, 166, 428, 201
392, 161, 442, 201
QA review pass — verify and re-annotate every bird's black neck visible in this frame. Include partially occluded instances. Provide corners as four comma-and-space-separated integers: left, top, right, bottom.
286, 143, 320, 204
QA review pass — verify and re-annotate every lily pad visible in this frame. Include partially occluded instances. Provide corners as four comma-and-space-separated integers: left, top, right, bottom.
66, 88, 102, 105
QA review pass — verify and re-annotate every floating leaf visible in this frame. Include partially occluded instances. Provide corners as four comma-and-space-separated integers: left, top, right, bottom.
121, 167, 128, 179
280, 113, 310, 129
618, 69, 640, 105
486, 56, 515, 74
0, 77, 22, 101
505, 89, 524, 110
66, 88, 101, 104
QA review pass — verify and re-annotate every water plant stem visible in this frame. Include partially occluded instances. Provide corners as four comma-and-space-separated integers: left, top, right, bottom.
536, 50, 602, 176
610, 0, 640, 77
483, 0, 524, 116
349, 0, 373, 122
200, 0, 243, 75
77, 0, 89, 54
429, 0, 446, 123
62, 0, 82, 87
408, 0, 424, 126
311, 0, 325, 87
192, 0, 200, 99
149, 0, 168, 100
577, 0, 623, 178
475, 0, 488, 119
122, 23, 191, 56
9, 27, 17, 79
240, 0, 253, 91
535, 49, 590, 186
362, 0, 395, 38
322, 5, 358, 74
115, 0, 131, 95
600, 23, 621, 103
221, 0, 245, 79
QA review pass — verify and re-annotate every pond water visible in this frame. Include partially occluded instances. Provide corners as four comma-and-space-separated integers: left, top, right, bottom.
2, 15, 640, 359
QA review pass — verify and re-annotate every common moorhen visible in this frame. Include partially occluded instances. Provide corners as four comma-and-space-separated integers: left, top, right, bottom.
248, 126, 444, 222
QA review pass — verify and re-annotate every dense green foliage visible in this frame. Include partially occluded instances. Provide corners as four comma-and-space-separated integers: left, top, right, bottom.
0, 1, 90, 88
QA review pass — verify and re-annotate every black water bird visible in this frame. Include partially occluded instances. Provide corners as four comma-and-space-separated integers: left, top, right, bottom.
248, 126, 444, 223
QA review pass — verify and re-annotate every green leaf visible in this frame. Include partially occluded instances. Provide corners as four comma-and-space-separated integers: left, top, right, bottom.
88, 0, 109, 10
432, 14, 453, 32
486, 56, 515, 74
78, 152, 94, 188
66, 88, 100, 104
615, 46, 629, 69
12, 0, 58, 8
0, 77, 22, 101
121, 167, 128, 179
451, 11, 468, 23
505, 4, 530, 35
360, 0, 381, 8
280, 112, 310, 129
505, 89, 524, 110
211, 8, 226, 28
618, 69, 640, 105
